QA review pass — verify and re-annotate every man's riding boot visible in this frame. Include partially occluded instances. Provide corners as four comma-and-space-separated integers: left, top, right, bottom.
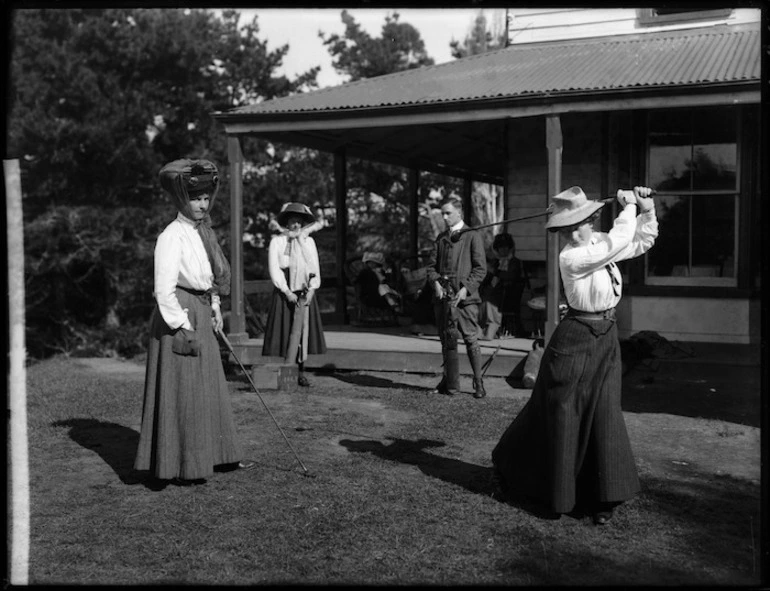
468, 345, 486, 399
433, 348, 460, 395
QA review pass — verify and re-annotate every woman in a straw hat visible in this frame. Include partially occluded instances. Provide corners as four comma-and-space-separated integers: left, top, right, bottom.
135, 159, 254, 484
493, 185, 657, 525
262, 202, 327, 386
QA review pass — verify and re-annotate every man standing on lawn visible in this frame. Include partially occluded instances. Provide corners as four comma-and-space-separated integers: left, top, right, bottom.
426, 195, 488, 398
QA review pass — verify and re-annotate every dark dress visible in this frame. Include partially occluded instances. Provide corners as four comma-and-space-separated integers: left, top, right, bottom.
492, 315, 640, 513
355, 266, 395, 310
260, 233, 327, 359
480, 255, 526, 335
135, 288, 244, 480
261, 284, 327, 358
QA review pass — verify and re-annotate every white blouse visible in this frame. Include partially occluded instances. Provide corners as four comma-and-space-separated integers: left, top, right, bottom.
268, 234, 322, 294
154, 213, 221, 330
559, 204, 659, 313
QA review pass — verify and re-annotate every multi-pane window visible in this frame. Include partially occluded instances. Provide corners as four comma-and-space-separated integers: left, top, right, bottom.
638, 8, 732, 26
645, 107, 738, 286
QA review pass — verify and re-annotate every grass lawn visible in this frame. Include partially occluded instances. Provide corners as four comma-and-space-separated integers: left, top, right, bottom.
15, 355, 762, 585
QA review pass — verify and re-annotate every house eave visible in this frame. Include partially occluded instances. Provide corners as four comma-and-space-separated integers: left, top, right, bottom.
213, 83, 759, 135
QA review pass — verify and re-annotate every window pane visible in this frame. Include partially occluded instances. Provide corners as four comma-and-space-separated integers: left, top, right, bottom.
649, 144, 692, 191
692, 108, 737, 190
692, 196, 736, 277
648, 110, 692, 191
646, 195, 689, 277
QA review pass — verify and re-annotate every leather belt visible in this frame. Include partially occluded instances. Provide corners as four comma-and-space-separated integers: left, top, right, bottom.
178, 285, 212, 304
566, 307, 616, 320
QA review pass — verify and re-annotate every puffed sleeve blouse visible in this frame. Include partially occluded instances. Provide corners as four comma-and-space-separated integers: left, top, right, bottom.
154, 213, 221, 330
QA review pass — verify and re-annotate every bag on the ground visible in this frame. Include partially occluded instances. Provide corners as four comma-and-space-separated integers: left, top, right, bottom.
522, 340, 545, 388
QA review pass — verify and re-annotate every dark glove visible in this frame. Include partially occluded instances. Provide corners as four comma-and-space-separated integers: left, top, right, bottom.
171, 328, 200, 356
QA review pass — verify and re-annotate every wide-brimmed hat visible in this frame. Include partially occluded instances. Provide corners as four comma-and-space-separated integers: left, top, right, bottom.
545, 186, 605, 231
362, 251, 385, 266
277, 202, 316, 227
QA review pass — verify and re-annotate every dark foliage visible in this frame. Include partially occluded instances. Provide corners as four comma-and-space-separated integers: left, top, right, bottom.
8, 8, 319, 358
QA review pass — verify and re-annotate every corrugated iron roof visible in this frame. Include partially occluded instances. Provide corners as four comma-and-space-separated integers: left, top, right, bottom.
224, 23, 760, 117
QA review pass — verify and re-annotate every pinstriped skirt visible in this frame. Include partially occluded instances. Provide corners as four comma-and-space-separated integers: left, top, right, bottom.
261, 288, 327, 358
134, 288, 244, 480
492, 316, 640, 513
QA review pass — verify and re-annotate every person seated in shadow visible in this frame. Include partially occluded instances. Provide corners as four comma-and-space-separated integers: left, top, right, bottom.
479, 233, 527, 340
355, 251, 403, 313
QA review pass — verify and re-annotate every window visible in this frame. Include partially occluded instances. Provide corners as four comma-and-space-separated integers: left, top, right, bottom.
638, 8, 732, 26
645, 107, 738, 287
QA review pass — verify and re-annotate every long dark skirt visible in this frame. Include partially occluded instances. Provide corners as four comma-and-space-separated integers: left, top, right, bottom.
134, 289, 244, 480
492, 316, 640, 514
261, 289, 327, 358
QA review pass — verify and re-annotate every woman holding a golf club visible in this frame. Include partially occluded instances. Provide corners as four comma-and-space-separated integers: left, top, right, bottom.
262, 202, 327, 387
134, 159, 254, 484
492, 185, 657, 525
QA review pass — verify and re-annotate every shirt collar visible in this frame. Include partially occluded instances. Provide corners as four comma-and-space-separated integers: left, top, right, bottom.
450, 221, 465, 233
177, 212, 196, 226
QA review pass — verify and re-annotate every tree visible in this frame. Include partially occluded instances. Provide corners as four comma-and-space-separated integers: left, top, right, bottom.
449, 10, 508, 59
7, 8, 319, 217
320, 10, 434, 82
318, 11, 469, 266
8, 8, 321, 357
450, 10, 508, 247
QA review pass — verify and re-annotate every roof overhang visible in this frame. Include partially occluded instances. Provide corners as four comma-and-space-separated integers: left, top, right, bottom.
213, 83, 759, 184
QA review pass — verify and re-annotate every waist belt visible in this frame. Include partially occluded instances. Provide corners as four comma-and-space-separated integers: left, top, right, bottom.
566, 307, 616, 320
178, 285, 212, 304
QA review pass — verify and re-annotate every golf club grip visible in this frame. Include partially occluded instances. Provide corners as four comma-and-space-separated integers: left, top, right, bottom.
601, 189, 658, 204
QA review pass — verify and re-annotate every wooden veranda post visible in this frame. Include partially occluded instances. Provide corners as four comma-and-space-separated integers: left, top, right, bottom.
227, 135, 247, 342
408, 167, 419, 264
334, 148, 348, 323
545, 115, 563, 344
462, 176, 473, 223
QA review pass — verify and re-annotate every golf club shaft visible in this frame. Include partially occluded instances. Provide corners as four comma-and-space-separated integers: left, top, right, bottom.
456, 190, 660, 236
455, 209, 552, 236
217, 328, 309, 474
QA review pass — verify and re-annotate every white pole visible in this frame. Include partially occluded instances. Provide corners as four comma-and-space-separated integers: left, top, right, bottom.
5, 158, 29, 585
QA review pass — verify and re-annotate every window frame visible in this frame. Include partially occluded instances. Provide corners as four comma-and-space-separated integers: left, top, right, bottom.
643, 107, 741, 288
637, 8, 732, 26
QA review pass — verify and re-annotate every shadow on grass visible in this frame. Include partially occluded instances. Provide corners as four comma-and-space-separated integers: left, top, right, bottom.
339, 437, 566, 520
499, 471, 762, 586
329, 372, 426, 391
51, 418, 167, 490
620, 362, 760, 428
339, 437, 495, 495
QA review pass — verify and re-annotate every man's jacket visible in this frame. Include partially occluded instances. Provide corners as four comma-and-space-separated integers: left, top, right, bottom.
426, 227, 487, 306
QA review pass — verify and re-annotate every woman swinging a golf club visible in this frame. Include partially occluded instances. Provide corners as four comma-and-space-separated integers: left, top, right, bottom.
492, 185, 658, 525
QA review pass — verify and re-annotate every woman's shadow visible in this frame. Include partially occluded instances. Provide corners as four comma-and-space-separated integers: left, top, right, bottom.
339, 437, 497, 496
51, 418, 167, 490
339, 437, 562, 519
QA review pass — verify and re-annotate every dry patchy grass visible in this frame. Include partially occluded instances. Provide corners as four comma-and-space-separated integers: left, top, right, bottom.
16, 355, 762, 585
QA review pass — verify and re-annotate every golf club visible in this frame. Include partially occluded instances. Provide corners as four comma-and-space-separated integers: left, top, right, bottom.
217, 327, 314, 478
452, 189, 659, 240
480, 343, 502, 377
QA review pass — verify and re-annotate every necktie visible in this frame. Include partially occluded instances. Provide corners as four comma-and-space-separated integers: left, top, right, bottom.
605, 262, 620, 296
